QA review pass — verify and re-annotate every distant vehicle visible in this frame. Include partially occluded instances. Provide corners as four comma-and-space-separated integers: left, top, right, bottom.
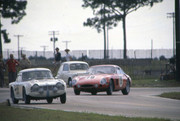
9, 68, 66, 104
72, 65, 132, 95
56, 61, 89, 86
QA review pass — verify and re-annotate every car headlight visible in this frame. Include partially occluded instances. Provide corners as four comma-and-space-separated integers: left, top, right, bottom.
72, 79, 77, 86
94, 84, 98, 88
31, 84, 39, 92
77, 84, 81, 88
56, 82, 64, 90
100, 78, 107, 85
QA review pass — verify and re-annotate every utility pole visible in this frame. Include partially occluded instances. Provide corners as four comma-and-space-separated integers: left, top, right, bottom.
5, 49, 10, 59
20, 47, 25, 56
151, 39, 153, 60
134, 50, 136, 59
175, 0, 179, 81
167, 12, 175, 57
14, 35, 23, 60
40, 45, 48, 57
49, 31, 59, 58
62, 40, 71, 49
107, 27, 109, 59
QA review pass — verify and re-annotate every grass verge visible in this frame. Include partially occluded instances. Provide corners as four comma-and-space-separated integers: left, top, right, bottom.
159, 92, 180, 100
132, 79, 180, 87
0, 103, 171, 121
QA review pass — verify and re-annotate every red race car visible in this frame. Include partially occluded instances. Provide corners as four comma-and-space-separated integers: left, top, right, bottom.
72, 65, 132, 95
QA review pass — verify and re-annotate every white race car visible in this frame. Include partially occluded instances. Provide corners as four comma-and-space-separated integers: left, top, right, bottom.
56, 61, 89, 86
9, 68, 66, 104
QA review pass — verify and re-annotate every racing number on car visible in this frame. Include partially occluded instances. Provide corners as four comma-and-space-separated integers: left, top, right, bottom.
119, 76, 123, 87
15, 85, 20, 95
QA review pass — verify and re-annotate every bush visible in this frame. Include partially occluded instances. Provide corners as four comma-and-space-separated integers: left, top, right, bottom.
159, 55, 166, 60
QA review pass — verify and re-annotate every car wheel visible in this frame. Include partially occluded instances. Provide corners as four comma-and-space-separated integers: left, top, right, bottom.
122, 79, 130, 95
107, 80, 113, 95
11, 88, 19, 104
23, 88, 31, 104
91, 91, 97, 95
60, 93, 66, 104
74, 89, 80, 95
68, 78, 72, 87
47, 98, 53, 104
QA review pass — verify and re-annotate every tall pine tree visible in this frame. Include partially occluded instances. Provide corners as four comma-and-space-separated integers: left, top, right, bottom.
82, 0, 163, 59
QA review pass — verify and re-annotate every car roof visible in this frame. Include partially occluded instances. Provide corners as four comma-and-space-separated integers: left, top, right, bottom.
62, 61, 89, 65
90, 64, 120, 68
19, 68, 51, 73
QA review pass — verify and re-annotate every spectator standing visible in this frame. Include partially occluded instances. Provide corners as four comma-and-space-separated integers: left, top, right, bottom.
53, 47, 61, 74
20, 54, 31, 69
55, 47, 61, 64
0, 55, 5, 87
65, 49, 72, 61
6, 54, 19, 83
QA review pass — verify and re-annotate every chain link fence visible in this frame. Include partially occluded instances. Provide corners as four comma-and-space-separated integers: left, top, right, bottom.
3, 49, 173, 60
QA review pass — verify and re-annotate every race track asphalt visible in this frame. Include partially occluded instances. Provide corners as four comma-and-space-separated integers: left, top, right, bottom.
1, 87, 180, 120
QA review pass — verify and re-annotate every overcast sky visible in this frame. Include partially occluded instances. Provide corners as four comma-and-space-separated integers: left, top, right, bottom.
2, 0, 175, 52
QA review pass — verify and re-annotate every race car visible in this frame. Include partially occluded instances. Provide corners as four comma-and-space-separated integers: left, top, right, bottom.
72, 65, 132, 95
9, 68, 66, 104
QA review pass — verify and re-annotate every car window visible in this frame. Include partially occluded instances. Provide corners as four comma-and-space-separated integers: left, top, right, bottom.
70, 63, 88, 70
88, 66, 115, 74
22, 70, 53, 81
57, 64, 63, 74
117, 68, 125, 74
117, 68, 121, 74
63, 64, 69, 71
16, 74, 22, 82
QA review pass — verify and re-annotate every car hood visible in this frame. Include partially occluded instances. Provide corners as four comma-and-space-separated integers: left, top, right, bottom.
29, 78, 63, 86
75, 74, 112, 85
69, 70, 88, 77
70, 70, 87, 74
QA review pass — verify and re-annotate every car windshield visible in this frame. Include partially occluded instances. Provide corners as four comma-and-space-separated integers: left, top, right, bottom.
87, 66, 115, 74
70, 63, 88, 70
22, 70, 53, 81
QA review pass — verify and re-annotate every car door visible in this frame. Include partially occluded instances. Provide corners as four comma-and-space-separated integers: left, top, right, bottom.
57, 64, 64, 78
61, 64, 70, 82
57, 64, 69, 83
14, 73, 22, 98
115, 67, 124, 90
18, 73, 26, 99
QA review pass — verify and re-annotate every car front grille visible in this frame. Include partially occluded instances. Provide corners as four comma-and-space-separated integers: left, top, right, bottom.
41, 85, 55, 90
81, 84, 94, 88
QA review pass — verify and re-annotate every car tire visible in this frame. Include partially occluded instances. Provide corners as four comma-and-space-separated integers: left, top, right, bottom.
74, 89, 80, 95
11, 88, 19, 104
122, 79, 130, 95
47, 98, 53, 104
60, 93, 66, 104
107, 80, 113, 95
23, 88, 31, 104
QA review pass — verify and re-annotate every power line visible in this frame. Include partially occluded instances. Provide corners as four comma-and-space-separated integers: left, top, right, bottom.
40, 45, 48, 57
14, 35, 23, 60
62, 40, 71, 49
49, 31, 59, 58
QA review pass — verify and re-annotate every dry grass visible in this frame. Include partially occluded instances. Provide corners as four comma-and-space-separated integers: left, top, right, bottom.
0, 103, 171, 121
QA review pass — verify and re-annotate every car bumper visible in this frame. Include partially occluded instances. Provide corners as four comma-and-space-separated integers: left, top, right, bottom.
73, 84, 109, 92
28, 90, 66, 99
